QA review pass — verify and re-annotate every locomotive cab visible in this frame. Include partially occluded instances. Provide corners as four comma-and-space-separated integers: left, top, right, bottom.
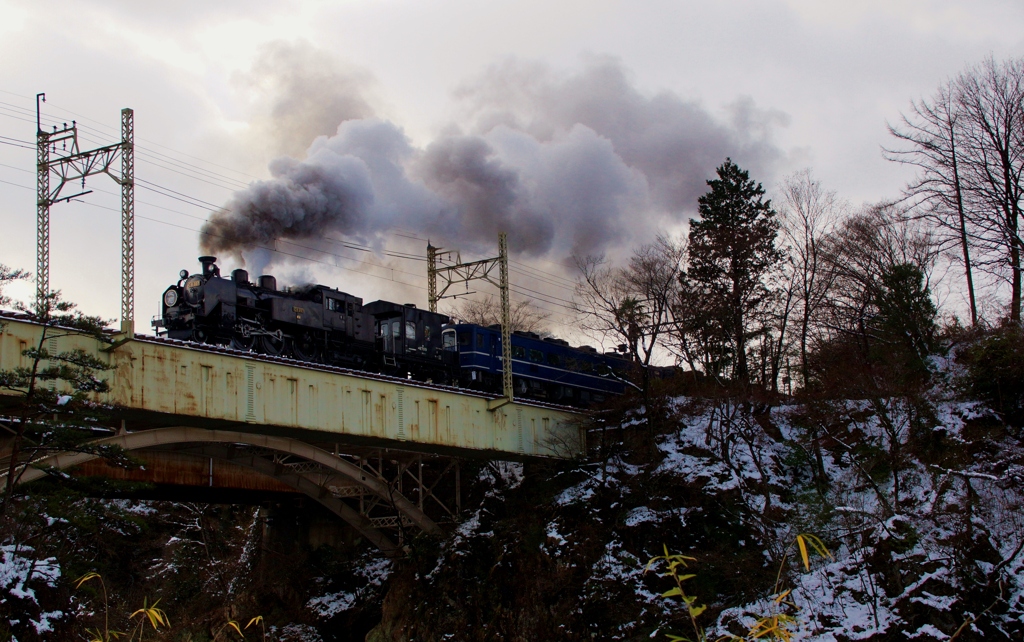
363, 300, 452, 379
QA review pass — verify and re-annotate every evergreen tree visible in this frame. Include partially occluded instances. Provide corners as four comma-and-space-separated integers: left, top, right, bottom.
0, 273, 129, 515
874, 262, 937, 371
683, 159, 783, 386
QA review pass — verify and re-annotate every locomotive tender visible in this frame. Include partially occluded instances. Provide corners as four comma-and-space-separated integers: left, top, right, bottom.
153, 256, 628, 406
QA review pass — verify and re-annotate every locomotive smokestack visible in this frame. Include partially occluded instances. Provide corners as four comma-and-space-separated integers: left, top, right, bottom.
198, 256, 219, 278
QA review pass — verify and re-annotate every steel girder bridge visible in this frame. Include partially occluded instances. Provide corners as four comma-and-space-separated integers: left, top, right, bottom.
0, 313, 585, 557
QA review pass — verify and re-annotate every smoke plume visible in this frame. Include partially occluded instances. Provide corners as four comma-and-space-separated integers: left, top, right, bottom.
202, 54, 788, 263
239, 40, 376, 158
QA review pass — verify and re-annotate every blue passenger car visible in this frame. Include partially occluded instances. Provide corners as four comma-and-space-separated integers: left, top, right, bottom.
442, 324, 630, 406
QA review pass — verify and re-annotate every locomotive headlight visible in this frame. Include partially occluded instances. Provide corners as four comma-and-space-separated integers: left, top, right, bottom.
163, 288, 179, 308
179, 269, 189, 280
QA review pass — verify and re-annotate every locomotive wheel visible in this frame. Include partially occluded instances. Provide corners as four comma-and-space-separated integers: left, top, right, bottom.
191, 328, 210, 344
291, 332, 322, 363
257, 334, 286, 356
230, 324, 255, 351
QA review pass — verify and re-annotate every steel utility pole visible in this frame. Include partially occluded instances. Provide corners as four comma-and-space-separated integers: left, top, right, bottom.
35, 94, 135, 336
427, 234, 513, 409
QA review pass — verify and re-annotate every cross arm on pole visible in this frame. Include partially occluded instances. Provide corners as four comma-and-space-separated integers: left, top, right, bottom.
44, 143, 123, 205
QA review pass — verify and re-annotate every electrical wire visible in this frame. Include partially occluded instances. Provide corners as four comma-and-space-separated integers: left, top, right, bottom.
137, 157, 246, 192
136, 178, 224, 210
73, 197, 429, 289
38, 98, 263, 182
0, 134, 33, 145
509, 267, 578, 294
0, 177, 31, 190
0, 94, 259, 184
510, 261, 577, 286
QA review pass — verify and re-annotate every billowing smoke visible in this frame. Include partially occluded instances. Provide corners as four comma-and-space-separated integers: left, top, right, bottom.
238, 40, 376, 158
202, 54, 787, 263
454, 57, 787, 214
418, 134, 555, 254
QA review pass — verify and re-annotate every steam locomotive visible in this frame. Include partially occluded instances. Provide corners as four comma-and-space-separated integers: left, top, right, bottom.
152, 256, 629, 406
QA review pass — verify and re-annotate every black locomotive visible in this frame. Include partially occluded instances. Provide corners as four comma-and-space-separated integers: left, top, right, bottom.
153, 256, 629, 405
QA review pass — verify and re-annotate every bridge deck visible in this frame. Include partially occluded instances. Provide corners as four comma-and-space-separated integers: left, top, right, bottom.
0, 313, 585, 459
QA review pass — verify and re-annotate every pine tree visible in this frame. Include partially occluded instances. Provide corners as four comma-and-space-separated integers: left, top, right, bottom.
0, 271, 130, 515
683, 159, 783, 387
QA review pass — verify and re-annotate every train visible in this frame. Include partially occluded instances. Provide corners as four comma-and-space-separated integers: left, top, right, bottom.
152, 256, 630, 406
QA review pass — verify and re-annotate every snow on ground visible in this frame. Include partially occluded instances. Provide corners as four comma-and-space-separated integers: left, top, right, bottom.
639, 392, 1024, 639
0, 544, 63, 634
308, 556, 393, 619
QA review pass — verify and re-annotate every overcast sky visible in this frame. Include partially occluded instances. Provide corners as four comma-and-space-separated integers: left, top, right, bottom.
0, 0, 1022, 336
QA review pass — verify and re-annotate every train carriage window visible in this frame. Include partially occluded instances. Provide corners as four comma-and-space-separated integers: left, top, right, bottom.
512, 345, 525, 359
476, 334, 486, 349
529, 349, 544, 363
459, 332, 470, 347
566, 357, 578, 371
406, 322, 417, 342
443, 329, 457, 349
326, 298, 340, 312
581, 360, 594, 373
347, 302, 354, 315
547, 353, 561, 367
393, 323, 401, 338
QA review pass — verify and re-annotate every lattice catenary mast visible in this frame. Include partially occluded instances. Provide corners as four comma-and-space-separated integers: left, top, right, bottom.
35, 94, 135, 336
427, 234, 513, 409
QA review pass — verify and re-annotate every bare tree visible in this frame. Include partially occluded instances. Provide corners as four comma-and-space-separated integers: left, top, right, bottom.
889, 56, 1024, 323
887, 81, 978, 326
778, 171, 844, 383
446, 295, 550, 334
955, 57, 1024, 322
820, 203, 938, 353
572, 234, 685, 400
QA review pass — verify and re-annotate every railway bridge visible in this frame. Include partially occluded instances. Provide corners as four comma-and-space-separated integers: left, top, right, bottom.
0, 313, 585, 556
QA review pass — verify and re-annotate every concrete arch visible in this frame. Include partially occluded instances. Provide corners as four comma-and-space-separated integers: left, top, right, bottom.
14, 427, 440, 554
